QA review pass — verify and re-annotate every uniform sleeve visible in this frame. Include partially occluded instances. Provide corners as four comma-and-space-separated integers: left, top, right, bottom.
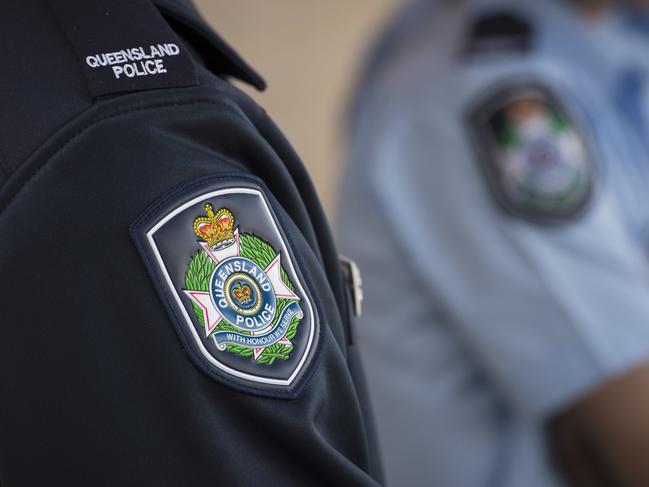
0, 92, 380, 486
368, 68, 649, 419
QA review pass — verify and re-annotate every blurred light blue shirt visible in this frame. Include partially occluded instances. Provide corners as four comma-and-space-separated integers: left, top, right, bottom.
337, 1, 649, 486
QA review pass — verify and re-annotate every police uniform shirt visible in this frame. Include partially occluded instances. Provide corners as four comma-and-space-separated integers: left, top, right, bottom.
0, 0, 382, 485
337, 0, 649, 486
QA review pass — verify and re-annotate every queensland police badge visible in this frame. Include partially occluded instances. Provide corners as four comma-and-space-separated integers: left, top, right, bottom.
185, 203, 303, 362
469, 82, 595, 222
131, 177, 320, 398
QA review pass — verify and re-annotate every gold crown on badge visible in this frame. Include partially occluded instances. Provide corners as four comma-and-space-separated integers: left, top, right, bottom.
232, 282, 252, 304
193, 204, 236, 250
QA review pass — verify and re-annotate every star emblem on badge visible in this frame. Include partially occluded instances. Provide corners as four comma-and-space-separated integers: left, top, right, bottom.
184, 206, 300, 362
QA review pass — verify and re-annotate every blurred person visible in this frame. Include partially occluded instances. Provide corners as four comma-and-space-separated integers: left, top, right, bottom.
338, 0, 649, 485
0, 0, 382, 485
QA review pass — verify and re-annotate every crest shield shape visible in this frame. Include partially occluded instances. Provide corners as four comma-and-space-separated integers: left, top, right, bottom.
131, 176, 320, 398
468, 82, 595, 222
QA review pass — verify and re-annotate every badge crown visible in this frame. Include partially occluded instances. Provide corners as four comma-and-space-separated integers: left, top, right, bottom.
232, 283, 252, 304
193, 204, 235, 249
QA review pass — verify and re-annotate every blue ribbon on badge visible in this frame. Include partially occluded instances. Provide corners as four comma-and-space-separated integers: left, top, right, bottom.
212, 302, 303, 349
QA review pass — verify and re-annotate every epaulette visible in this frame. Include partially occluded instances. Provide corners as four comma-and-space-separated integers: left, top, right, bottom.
155, 0, 266, 90
462, 11, 533, 58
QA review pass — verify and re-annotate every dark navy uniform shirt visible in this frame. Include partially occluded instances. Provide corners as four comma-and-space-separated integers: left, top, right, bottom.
0, 1, 382, 485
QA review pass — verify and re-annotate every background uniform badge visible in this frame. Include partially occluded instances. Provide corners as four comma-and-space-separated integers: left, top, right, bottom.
131, 176, 320, 398
468, 82, 595, 222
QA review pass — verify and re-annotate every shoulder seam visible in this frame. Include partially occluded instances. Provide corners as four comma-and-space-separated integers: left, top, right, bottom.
0, 98, 240, 221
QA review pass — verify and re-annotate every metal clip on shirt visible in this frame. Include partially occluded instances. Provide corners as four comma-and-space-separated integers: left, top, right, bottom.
340, 255, 363, 318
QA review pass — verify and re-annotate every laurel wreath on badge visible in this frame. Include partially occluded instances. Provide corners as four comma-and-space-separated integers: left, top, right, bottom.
183, 205, 302, 365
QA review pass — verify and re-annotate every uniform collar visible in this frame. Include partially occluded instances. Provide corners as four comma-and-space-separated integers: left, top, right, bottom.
154, 0, 266, 91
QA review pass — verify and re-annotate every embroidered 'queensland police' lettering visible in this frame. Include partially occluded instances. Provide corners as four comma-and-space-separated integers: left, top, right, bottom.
48, 0, 198, 97
131, 180, 320, 398
85, 44, 180, 80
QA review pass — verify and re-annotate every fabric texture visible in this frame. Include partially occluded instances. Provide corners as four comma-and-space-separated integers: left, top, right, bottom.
337, 1, 649, 486
0, 1, 382, 485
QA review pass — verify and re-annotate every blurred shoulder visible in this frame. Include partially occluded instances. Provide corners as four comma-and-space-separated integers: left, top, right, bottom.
352, 1, 545, 123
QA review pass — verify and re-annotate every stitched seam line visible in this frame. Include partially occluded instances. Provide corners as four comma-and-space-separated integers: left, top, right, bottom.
0, 98, 234, 220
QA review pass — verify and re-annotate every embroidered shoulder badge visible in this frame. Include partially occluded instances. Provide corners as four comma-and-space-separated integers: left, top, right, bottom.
468, 83, 595, 222
131, 177, 320, 398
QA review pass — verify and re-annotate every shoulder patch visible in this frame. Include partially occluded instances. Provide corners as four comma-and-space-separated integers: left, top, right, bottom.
131, 175, 320, 398
467, 83, 595, 222
462, 12, 533, 58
